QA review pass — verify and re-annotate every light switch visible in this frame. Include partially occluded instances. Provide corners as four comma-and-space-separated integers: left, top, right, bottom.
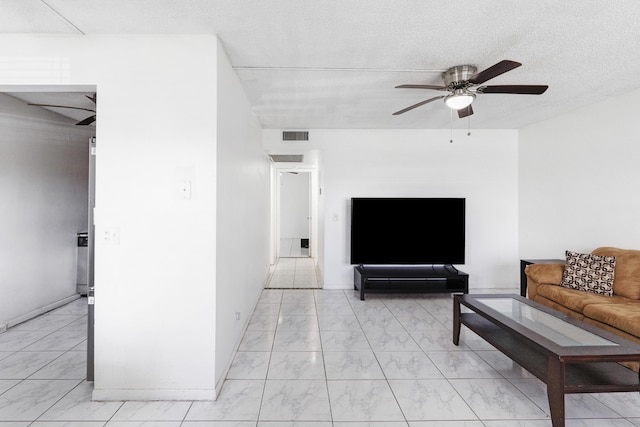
180, 180, 192, 199
102, 228, 120, 245
332, 213, 339, 222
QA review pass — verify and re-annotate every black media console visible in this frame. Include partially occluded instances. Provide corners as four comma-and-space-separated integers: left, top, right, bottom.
353, 265, 469, 300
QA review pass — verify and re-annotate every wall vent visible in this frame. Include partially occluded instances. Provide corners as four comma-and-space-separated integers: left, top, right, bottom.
269, 154, 304, 163
282, 131, 309, 141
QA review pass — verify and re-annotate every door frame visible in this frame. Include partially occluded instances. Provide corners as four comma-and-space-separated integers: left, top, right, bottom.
270, 165, 318, 264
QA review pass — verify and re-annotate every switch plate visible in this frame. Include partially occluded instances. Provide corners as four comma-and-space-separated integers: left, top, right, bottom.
180, 180, 192, 199
102, 228, 120, 245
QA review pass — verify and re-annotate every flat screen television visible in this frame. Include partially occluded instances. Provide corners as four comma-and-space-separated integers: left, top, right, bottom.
350, 197, 465, 265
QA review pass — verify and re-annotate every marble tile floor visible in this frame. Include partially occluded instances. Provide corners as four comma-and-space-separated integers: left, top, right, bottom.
266, 257, 321, 289
3, 290, 640, 426
279, 238, 310, 258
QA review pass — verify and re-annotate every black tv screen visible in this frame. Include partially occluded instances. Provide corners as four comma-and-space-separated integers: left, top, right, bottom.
350, 198, 465, 265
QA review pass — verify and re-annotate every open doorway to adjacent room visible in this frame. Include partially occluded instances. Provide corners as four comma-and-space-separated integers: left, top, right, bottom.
267, 164, 320, 289
0, 86, 96, 379
279, 170, 311, 258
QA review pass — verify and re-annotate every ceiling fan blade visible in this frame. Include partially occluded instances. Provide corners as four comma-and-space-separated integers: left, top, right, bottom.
392, 95, 446, 115
480, 85, 549, 95
27, 103, 96, 113
395, 84, 447, 90
469, 60, 522, 84
76, 115, 96, 126
458, 105, 474, 118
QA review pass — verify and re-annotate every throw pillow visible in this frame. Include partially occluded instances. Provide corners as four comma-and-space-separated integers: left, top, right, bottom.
561, 250, 616, 296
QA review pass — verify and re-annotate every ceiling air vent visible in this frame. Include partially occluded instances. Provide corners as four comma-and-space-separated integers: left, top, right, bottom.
269, 154, 304, 163
282, 131, 309, 141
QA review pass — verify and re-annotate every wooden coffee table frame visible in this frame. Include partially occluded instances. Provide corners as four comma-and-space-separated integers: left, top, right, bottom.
453, 294, 640, 427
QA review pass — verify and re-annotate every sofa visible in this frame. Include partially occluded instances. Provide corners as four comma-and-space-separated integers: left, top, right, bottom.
525, 247, 640, 372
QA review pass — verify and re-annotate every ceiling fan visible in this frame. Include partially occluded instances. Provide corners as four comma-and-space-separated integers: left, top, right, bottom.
393, 60, 548, 118
28, 93, 97, 126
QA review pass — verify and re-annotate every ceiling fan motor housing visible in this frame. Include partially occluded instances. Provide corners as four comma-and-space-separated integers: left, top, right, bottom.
443, 65, 477, 89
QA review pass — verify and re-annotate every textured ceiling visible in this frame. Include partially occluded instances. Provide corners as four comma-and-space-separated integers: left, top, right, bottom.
2, 0, 640, 129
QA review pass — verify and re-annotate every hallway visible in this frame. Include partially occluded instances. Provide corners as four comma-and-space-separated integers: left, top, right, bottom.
266, 257, 321, 289
279, 238, 310, 258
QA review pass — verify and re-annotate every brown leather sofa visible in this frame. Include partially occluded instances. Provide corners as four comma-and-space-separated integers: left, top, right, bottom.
525, 247, 640, 371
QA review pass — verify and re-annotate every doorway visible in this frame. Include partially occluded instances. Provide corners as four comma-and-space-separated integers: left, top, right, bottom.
279, 171, 311, 258
267, 166, 320, 289
0, 88, 96, 378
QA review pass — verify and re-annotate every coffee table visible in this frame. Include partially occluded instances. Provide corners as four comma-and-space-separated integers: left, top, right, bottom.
453, 294, 640, 427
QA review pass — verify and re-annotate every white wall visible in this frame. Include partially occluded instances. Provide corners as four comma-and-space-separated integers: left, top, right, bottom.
265, 128, 520, 289
0, 94, 93, 329
0, 35, 220, 400
519, 88, 640, 258
215, 41, 270, 390
280, 172, 310, 239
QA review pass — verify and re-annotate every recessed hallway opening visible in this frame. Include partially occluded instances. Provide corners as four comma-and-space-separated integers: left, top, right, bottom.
269, 162, 320, 289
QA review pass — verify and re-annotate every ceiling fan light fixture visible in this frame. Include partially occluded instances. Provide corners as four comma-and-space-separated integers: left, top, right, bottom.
444, 92, 475, 110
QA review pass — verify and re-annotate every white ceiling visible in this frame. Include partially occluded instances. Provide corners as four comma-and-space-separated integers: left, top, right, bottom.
3, 91, 97, 125
2, 0, 640, 129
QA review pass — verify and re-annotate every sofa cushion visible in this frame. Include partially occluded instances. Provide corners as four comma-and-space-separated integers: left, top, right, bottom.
525, 263, 564, 285
531, 294, 586, 321
592, 247, 640, 300
583, 302, 640, 339
561, 250, 616, 296
582, 318, 640, 372
537, 284, 629, 313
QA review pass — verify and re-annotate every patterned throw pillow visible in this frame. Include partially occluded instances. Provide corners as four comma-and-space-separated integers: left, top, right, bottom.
560, 250, 616, 296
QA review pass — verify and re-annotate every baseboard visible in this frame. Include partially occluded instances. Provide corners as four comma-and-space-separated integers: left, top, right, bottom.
4, 294, 81, 330
92, 388, 216, 401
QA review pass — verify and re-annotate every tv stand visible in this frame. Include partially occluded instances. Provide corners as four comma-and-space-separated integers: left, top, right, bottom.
354, 265, 468, 300
444, 264, 459, 274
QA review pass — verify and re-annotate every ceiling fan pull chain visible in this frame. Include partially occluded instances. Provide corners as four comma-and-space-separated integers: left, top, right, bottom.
450, 108, 454, 143
468, 114, 471, 136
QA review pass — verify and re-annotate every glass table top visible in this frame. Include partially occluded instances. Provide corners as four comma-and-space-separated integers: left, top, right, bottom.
476, 297, 617, 347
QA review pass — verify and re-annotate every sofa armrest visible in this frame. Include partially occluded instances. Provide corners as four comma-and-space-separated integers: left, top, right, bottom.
525, 263, 565, 299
